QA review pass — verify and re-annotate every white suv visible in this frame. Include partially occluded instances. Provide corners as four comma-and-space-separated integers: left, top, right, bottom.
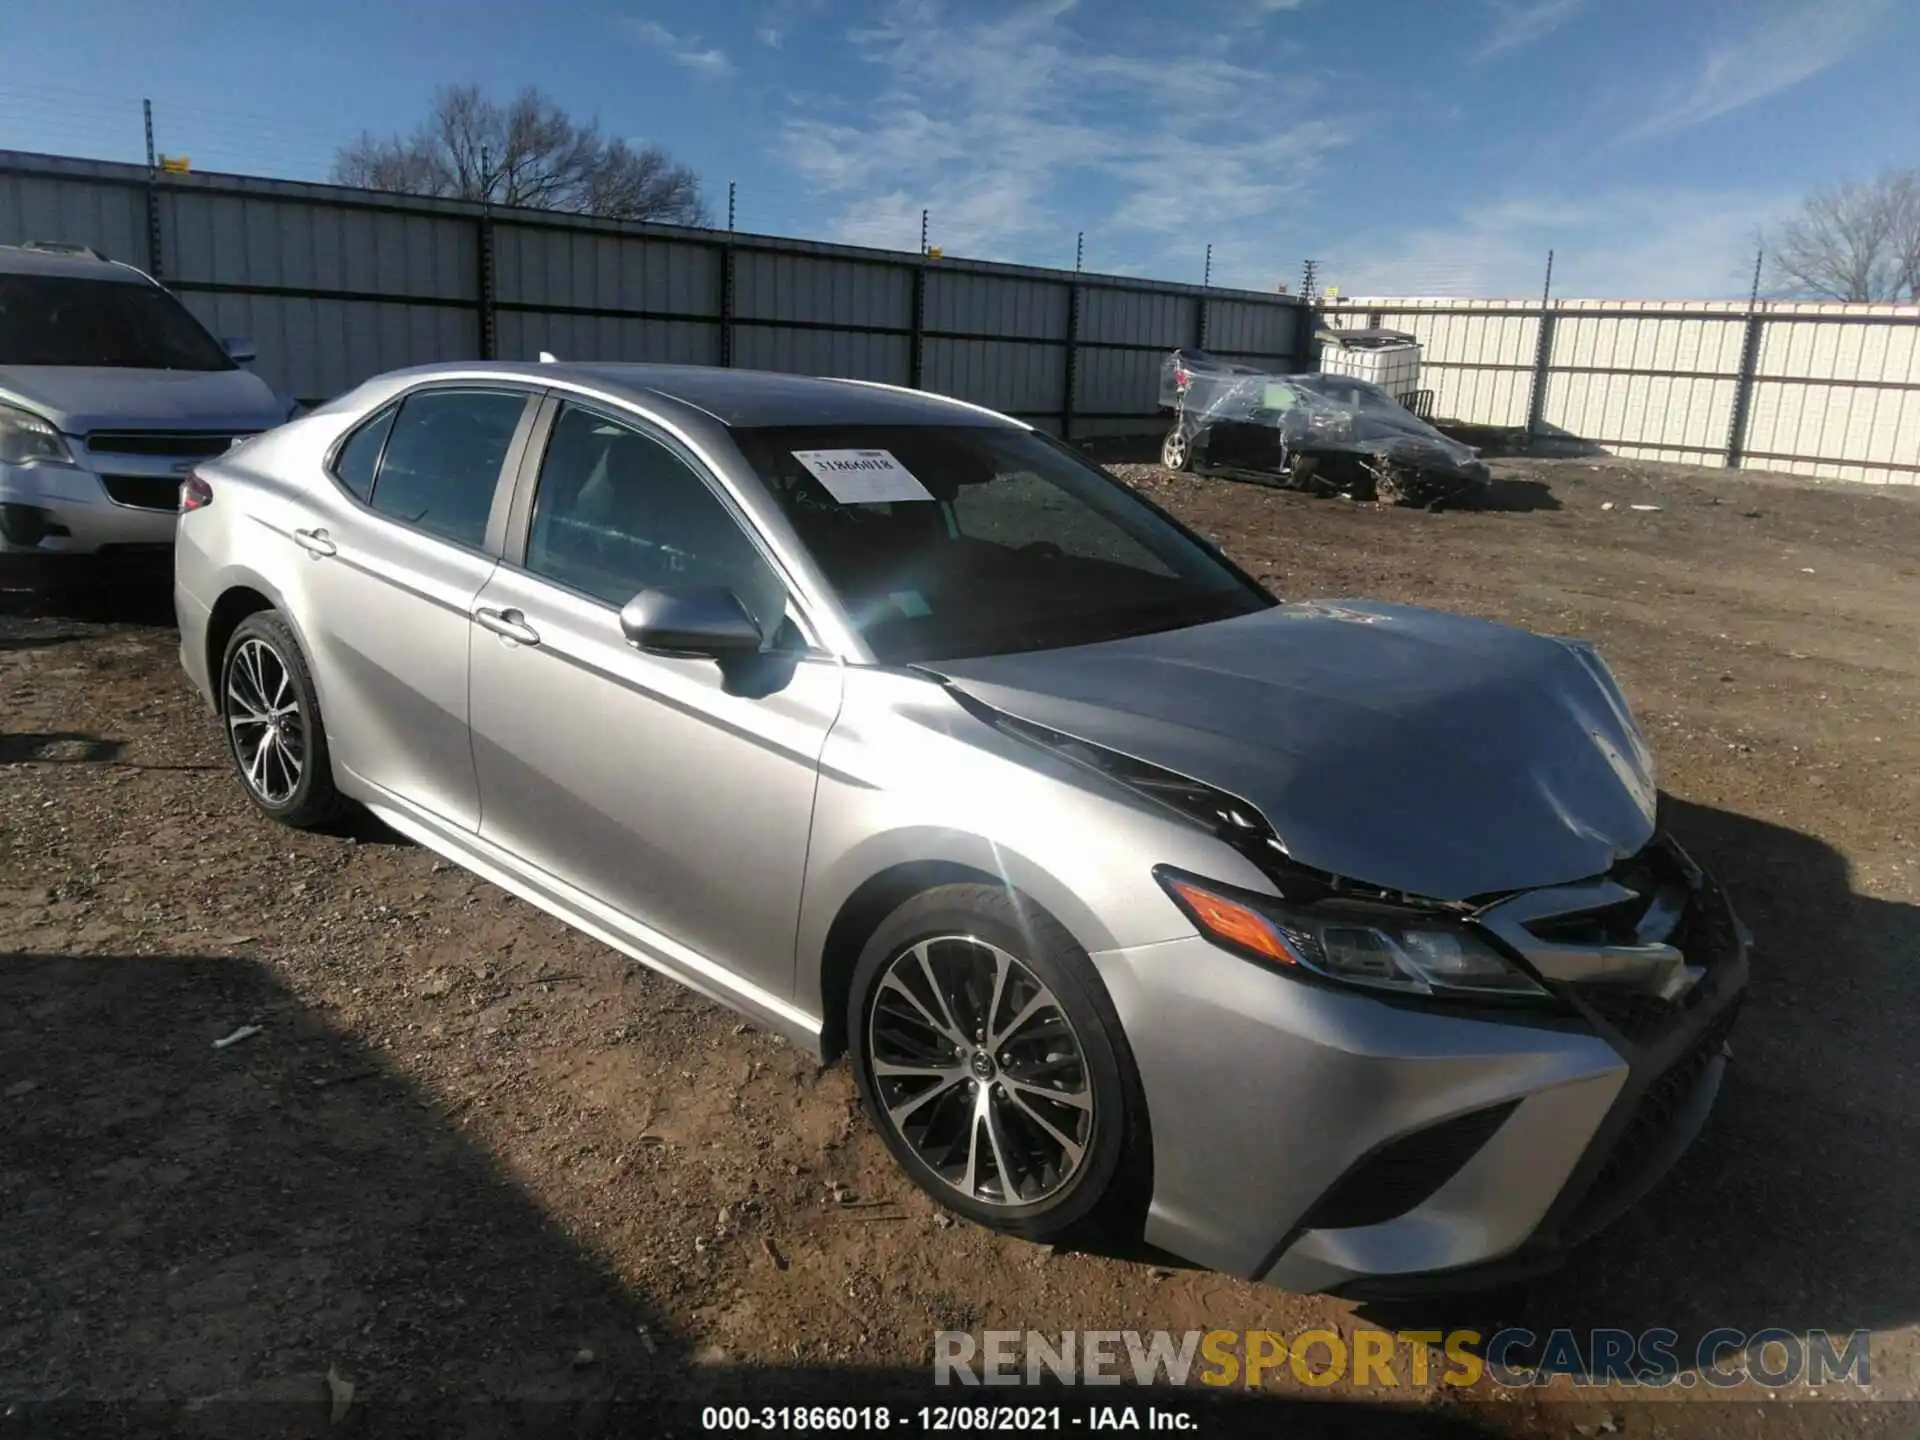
0, 242, 293, 589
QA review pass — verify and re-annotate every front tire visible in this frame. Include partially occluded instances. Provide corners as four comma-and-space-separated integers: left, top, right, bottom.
1160, 422, 1195, 471
848, 884, 1144, 1242
220, 611, 344, 829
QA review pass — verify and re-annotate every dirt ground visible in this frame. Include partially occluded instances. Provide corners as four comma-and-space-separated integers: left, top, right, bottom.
3, 453, 1918, 1439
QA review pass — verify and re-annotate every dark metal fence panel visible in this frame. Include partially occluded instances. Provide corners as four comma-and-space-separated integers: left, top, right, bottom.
493, 312, 720, 368
733, 251, 913, 329
1073, 346, 1165, 424
922, 336, 1066, 418
176, 293, 479, 403
491, 222, 715, 315
729, 324, 909, 382
0, 148, 1307, 427
0, 168, 147, 270
1078, 286, 1195, 348
1205, 297, 1298, 361
923, 270, 1069, 340
161, 188, 477, 298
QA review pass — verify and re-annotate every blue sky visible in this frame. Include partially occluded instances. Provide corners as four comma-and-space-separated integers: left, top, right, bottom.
2, 0, 1915, 297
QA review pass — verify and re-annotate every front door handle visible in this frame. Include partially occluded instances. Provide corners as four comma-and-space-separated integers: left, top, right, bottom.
474, 606, 540, 646
292, 527, 336, 557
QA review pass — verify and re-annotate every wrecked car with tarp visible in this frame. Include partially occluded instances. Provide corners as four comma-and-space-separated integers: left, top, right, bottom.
1157, 349, 1491, 508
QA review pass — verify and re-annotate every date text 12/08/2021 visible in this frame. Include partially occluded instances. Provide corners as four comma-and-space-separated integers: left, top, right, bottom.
700, 1404, 1195, 1431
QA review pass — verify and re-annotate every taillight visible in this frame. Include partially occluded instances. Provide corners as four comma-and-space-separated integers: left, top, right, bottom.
181, 474, 213, 512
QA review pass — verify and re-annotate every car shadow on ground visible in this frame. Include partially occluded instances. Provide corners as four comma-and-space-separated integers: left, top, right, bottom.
1468, 475, 1561, 513
0, 572, 178, 628
1356, 796, 1920, 1376
0, 948, 1508, 1438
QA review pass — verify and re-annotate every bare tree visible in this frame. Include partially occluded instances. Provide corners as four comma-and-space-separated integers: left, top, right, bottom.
1768, 168, 1920, 302
332, 85, 710, 226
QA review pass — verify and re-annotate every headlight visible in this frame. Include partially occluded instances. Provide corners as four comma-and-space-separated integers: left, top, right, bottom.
0, 402, 75, 466
1156, 868, 1549, 1000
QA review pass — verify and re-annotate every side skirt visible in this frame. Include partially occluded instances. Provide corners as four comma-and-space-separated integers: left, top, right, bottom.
355, 788, 826, 1057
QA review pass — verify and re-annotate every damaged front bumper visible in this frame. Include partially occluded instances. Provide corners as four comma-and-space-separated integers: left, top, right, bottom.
1090, 833, 1749, 1295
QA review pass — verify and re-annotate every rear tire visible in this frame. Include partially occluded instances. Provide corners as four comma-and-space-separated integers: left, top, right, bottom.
219, 611, 345, 830
848, 883, 1147, 1243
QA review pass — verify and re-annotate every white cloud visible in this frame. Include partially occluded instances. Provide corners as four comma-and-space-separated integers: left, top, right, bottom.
628, 18, 736, 78
1473, 0, 1585, 62
774, 0, 1355, 263
1622, 0, 1893, 141
1320, 188, 1790, 300
757, 26, 783, 47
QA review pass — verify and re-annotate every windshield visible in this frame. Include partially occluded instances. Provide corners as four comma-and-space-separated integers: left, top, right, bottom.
0, 274, 236, 370
732, 424, 1273, 663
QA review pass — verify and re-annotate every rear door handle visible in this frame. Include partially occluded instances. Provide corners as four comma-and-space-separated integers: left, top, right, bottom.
474, 606, 540, 646
292, 527, 336, 557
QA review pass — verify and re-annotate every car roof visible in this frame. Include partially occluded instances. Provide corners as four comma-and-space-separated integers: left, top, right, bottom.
0, 244, 149, 282
380, 361, 1022, 429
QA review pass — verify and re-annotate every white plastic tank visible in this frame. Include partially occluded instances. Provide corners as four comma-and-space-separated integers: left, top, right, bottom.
1318, 327, 1422, 403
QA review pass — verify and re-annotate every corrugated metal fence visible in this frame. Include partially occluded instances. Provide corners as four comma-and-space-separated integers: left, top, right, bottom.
1326, 297, 1920, 485
0, 149, 1306, 437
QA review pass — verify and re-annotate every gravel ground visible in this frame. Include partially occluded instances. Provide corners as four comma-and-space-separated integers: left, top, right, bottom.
2, 453, 1917, 1438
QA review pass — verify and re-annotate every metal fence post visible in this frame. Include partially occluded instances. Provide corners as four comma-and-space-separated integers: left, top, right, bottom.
1194, 244, 1211, 350
1062, 280, 1082, 441
908, 260, 926, 390
1523, 250, 1555, 444
475, 156, 496, 361
475, 214, 495, 359
142, 99, 163, 280
1291, 296, 1316, 371
1724, 312, 1765, 469
1524, 308, 1556, 442
719, 242, 737, 368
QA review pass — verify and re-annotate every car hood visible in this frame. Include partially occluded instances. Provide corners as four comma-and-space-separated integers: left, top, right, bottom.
0, 365, 286, 436
929, 600, 1658, 901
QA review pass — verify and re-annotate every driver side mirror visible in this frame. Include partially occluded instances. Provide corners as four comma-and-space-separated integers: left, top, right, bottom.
223, 335, 258, 364
619, 585, 763, 661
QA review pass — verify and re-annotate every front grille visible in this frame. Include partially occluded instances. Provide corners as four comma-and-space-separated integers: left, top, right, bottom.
85, 430, 251, 458
100, 474, 184, 511
1297, 1101, 1519, 1231
1580, 1002, 1739, 1214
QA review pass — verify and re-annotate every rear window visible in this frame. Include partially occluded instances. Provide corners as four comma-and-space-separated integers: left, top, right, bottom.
0, 273, 235, 371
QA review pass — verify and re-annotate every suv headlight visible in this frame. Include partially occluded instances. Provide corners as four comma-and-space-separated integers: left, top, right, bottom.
0, 403, 75, 466
1156, 867, 1549, 1000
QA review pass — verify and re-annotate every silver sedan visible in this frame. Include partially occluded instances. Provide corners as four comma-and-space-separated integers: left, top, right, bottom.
174, 362, 1747, 1295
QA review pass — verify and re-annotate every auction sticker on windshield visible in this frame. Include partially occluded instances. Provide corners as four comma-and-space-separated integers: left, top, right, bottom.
793, 449, 934, 504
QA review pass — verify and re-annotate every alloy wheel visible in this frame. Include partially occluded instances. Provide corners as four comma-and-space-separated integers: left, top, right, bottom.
1162, 428, 1189, 469
225, 636, 306, 806
867, 935, 1095, 1207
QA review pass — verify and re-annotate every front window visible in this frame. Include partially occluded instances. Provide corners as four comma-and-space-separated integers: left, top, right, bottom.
0, 273, 235, 371
731, 424, 1272, 663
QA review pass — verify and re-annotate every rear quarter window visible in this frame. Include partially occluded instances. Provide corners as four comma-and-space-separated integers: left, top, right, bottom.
330, 406, 396, 503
